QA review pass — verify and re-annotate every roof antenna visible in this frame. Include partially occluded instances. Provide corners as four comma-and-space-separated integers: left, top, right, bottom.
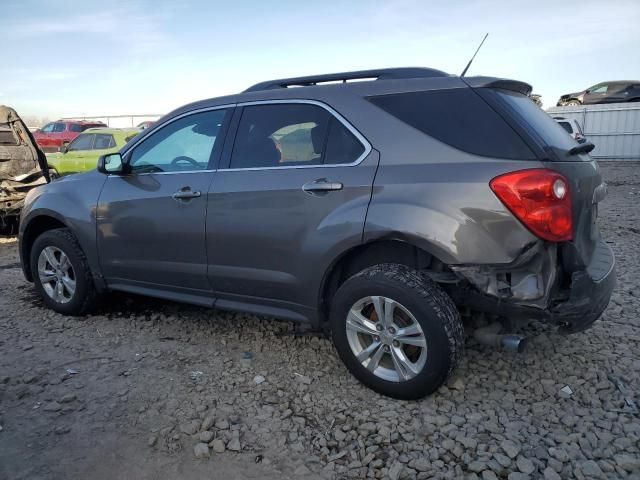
460, 33, 488, 77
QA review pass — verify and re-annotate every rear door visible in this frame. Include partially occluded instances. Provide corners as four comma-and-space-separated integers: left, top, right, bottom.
97, 107, 231, 298
206, 101, 377, 314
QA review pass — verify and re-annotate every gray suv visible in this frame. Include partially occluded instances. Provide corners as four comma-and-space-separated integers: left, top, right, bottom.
18, 68, 615, 399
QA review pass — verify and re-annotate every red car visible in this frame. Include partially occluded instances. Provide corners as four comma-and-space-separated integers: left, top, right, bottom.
33, 120, 107, 152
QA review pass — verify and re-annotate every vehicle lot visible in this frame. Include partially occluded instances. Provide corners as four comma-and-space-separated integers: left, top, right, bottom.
0, 162, 639, 480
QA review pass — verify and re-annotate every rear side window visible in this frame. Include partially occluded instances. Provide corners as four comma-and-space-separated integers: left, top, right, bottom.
324, 117, 365, 165
94, 134, 115, 149
229, 103, 366, 169
368, 89, 535, 160
69, 124, 83, 132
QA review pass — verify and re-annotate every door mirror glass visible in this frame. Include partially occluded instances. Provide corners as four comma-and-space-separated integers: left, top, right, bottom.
98, 153, 124, 174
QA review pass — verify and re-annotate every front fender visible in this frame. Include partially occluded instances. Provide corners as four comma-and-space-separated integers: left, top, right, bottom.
19, 171, 107, 284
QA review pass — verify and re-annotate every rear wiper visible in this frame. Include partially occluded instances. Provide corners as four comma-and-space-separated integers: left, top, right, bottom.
568, 141, 595, 156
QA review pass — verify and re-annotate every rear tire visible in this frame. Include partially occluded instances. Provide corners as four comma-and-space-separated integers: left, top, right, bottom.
330, 263, 464, 400
30, 228, 97, 315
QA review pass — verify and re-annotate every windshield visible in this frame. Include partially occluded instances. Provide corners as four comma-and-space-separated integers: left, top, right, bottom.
493, 89, 577, 152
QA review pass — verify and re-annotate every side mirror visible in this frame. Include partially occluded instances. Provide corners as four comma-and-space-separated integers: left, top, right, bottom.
59, 145, 68, 154
98, 153, 125, 174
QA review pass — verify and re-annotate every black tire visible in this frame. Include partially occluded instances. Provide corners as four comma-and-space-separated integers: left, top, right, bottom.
30, 228, 97, 315
330, 263, 463, 400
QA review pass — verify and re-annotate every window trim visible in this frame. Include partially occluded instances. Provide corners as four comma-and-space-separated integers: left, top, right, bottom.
221, 99, 371, 171
118, 100, 371, 176
119, 104, 235, 176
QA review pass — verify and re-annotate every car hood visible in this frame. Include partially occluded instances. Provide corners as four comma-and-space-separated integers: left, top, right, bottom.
560, 90, 586, 99
0, 105, 49, 182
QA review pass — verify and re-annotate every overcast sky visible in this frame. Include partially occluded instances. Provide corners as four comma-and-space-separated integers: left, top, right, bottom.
1, 0, 639, 119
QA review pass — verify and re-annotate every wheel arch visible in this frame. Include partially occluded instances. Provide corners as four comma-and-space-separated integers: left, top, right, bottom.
20, 213, 70, 281
317, 237, 451, 325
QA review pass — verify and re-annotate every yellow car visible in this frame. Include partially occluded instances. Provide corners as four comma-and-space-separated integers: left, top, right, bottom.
47, 128, 139, 177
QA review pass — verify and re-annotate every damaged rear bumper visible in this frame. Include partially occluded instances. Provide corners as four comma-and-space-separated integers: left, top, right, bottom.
551, 239, 616, 333
449, 239, 616, 334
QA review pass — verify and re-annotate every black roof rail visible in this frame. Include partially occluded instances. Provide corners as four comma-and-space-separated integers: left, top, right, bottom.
244, 67, 450, 92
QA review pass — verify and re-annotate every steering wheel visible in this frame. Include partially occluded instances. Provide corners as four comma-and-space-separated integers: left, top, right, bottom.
170, 156, 199, 168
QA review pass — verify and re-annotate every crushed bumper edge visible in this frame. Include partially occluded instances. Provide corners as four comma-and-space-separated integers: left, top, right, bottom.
449, 241, 616, 334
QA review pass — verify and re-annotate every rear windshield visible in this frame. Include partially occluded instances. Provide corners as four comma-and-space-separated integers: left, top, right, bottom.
367, 89, 536, 160
490, 89, 577, 151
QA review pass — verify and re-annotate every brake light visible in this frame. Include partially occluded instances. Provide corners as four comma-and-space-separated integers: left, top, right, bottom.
490, 169, 573, 242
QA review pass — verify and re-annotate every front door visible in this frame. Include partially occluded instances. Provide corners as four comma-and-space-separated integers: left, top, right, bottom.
206, 102, 377, 315
97, 107, 231, 298
583, 84, 609, 104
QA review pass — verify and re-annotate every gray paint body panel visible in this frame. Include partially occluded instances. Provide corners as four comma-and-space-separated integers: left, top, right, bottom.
207, 152, 379, 323
18, 72, 612, 329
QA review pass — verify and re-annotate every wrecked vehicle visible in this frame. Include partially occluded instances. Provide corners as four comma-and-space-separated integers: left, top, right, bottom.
0, 106, 49, 234
17, 68, 615, 399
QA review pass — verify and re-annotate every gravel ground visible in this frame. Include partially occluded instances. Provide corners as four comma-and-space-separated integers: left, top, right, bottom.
1, 162, 639, 480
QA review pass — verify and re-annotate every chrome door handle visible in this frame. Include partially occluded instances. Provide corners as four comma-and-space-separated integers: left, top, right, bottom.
172, 188, 201, 200
302, 179, 343, 194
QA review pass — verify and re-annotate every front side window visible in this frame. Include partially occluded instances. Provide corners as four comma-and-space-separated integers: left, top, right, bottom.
68, 133, 94, 151
40, 123, 55, 133
94, 134, 115, 149
52, 123, 67, 133
129, 109, 228, 173
590, 84, 608, 94
229, 103, 365, 169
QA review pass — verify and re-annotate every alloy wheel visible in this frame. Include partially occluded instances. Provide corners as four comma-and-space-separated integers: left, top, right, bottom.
345, 296, 427, 382
37, 246, 76, 304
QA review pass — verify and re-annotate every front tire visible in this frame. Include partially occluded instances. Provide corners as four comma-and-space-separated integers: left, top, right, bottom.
566, 99, 581, 106
330, 264, 464, 400
30, 228, 97, 315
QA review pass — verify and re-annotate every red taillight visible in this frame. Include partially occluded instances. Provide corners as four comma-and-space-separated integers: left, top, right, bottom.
490, 169, 573, 242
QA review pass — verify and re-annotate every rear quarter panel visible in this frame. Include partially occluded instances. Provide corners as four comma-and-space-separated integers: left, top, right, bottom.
348, 94, 542, 265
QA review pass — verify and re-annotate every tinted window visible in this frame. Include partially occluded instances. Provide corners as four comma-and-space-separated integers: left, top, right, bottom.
229, 103, 365, 169
68, 134, 94, 151
557, 121, 573, 134
52, 123, 66, 133
94, 134, 115, 149
69, 124, 83, 132
491, 89, 576, 151
130, 109, 227, 173
324, 117, 365, 165
230, 104, 329, 168
368, 89, 535, 160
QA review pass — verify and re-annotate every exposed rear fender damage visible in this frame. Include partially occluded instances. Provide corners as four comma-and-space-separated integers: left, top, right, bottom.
451, 242, 557, 308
